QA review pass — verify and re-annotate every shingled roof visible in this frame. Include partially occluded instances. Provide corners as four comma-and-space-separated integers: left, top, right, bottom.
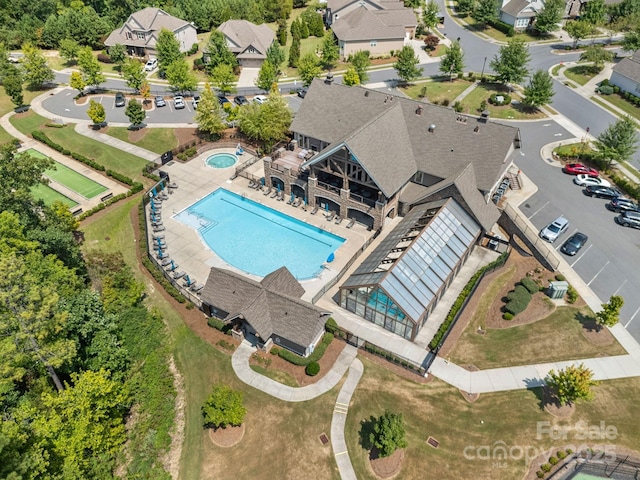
200, 267, 328, 349
296, 79, 520, 195
612, 52, 640, 83
501, 0, 538, 17
104, 8, 191, 48
332, 6, 417, 42
216, 20, 275, 59
328, 0, 408, 13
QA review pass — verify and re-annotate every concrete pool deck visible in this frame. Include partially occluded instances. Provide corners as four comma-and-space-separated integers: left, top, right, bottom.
150, 148, 379, 300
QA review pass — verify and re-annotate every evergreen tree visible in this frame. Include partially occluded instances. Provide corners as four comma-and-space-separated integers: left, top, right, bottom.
4, 66, 24, 107
277, 18, 288, 46
472, 0, 499, 26
125, 99, 145, 127
266, 42, 285, 71
320, 30, 339, 70
289, 37, 301, 68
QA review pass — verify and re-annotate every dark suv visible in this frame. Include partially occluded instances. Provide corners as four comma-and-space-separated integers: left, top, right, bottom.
616, 211, 640, 229
114, 92, 126, 107
608, 197, 640, 213
583, 185, 621, 199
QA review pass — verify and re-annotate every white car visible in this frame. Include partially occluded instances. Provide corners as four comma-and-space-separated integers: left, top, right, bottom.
144, 58, 157, 71
253, 95, 268, 104
173, 96, 186, 109
539, 216, 570, 243
573, 174, 610, 187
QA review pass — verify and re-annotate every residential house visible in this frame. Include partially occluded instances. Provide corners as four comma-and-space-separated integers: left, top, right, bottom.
331, 5, 418, 59
610, 52, 640, 95
200, 267, 330, 356
500, 0, 545, 30
326, 0, 409, 25
207, 20, 276, 68
104, 7, 197, 57
262, 79, 521, 340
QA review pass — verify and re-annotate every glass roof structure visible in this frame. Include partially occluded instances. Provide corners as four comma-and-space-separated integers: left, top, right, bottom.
341, 198, 481, 322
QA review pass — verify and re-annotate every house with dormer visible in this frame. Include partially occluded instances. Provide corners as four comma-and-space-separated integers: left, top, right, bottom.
208, 20, 276, 68
499, 0, 545, 30
104, 7, 197, 57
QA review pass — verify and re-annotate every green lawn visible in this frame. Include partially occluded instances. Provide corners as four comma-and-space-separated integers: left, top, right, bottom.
400, 79, 472, 105
30, 183, 78, 207
250, 364, 299, 387
592, 93, 640, 122
449, 10, 543, 43
564, 65, 598, 86
82, 201, 341, 480
462, 82, 546, 119
10, 111, 148, 181
105, 127, 179, 154
346, 357, 640, 480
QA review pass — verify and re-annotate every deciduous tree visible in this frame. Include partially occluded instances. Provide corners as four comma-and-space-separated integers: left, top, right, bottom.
534, 0, 564, 34
20, 42, 54, 89
165, 58, 197, 93
522, 69, 554, 108
320, 30, 339, 70
202, 384, 247, 428
3, 66, 23, 107
238, 86, 292, 150
343, 66, 361, 86
369, 410, 408, 457
121, 57, 145, 92
456, 0, 476, 16
472, 0, 499, 26
565, 20, 594, 48
546, 363, 597, 406
350, 50, 371, 84
69, 71, 86, 96
423, 0, 441, 31
59, 38, 80, 64
581, 0, 607, 25
596, 295, 624, 329
594, 116, 638, 169
77, 46, 104, 88
210, 63, 237, 95
297, 53, 322, 86
622, 25, 640, 52
205, 30, 237, 72
580, 45, 614, 71
139, 80, 151, 104
255, 60, 278, 92
86, 99, 105, 126
440, 40, 465, 80
195, 84, 227, 138
490, 37, 530, 87
156, 28, 182, 75
394, 45, 421, 83
108, 43, 127, 67
125, 99, 145, 127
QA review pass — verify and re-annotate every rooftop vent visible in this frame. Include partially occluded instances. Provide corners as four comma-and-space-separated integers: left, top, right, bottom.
324, 73, 334, 84
364, 90, 369, 97
428, 124, 436, 133
384, 96, 389, 103
474, 126, 479, 133
416, 106, 423, 115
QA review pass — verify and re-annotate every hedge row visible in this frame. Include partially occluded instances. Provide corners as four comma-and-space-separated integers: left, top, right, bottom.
505, 284, 532, 315
364, 343, 421, 372
520, 276, 539, 294
278, 332, 333, 366
106, 169, 143, 192
429, 251, 509, 350
206, 317, 233, 334
489, 19, 515, 37
78, 192, 127, 220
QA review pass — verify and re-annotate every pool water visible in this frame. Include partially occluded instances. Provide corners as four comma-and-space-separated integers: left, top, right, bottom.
206, 153, 237, 168
175, 189, 345, 279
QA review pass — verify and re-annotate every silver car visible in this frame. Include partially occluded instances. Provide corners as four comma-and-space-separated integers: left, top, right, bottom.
154, 95, 166, 107
174, 96, 185, 109
539, 216, 569, 243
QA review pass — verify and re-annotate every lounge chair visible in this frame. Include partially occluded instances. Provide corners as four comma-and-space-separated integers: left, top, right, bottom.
183, 277, 194, 287
191, 283, 204, 294
156, 251, 169, 259
277, 191, 284, 201
167, 182, 178, 189
346, 218, 355, 229
151, 220, 163, 227
153, 238, 166, 245
153, 233, 165, 240
172, 270, 185, 279
263, 187, 272, 196
311, 206, 318, 215
270, 190, 278, 198
335, 216, 342, 225
161, 257, 172, 266
292, 198, 301, 207
150, 204, 162, 210
326, 212, 335, 222
155, 244, 168, 251
165, 263, 178, 272
153, 226, 166, 232
248, 180, 256, 189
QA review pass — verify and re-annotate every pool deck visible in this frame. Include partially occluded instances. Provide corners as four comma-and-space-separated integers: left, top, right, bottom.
150, 148, 377, 300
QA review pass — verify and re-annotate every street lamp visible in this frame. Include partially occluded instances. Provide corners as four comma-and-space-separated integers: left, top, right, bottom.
480, 56, 487, 81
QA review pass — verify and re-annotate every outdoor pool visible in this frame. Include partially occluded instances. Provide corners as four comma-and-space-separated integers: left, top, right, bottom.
206, 153, 237, 169
175, 188, 345, 279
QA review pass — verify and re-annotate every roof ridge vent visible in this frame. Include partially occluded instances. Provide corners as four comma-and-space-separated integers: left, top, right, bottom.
364, 90, 369, 97
428, 124, 436, 133
416, 106, 423, 115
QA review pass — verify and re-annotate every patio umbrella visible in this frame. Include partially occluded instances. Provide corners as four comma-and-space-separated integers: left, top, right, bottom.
184, 274, 191, 286
304, 197, 307, 207
170, 260, 175, 271
325, 203, 329, 213
290, 192, 295, 203
277, 184, 281, 193
157, 247, 162, 257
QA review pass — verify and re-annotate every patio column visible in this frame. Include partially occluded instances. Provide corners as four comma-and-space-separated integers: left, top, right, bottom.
308, 176, 318, 208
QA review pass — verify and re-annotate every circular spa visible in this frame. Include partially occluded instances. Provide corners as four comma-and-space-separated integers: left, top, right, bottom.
205, 152, 237, 169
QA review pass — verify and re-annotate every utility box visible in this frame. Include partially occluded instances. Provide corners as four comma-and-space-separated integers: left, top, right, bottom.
547, 281, 569, 299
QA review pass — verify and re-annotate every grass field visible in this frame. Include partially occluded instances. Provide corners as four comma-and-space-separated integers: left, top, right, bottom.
10, 111, 148, 181
0, 86, 44, 144
106, 127, 179, 154
26, 148, 108, 198
82, 201, 341, 480
564, 65, 598, 86
30, 183, 78, 207
346, 357, 640, 480
462, 83, 546, 119
592, 93, 640, 122
400, 79, 472, 105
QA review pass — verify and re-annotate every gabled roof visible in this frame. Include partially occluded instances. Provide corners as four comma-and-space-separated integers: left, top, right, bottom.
328, 0, 408, 13
201, 267, 327, 348
332, 6, 417, 41
104, 7, 192, 47
294, 79, 519, 195
405, 163, 500, 231
612, 52, 640, 83
501, 0, 535, 17
217, 20, 275, 58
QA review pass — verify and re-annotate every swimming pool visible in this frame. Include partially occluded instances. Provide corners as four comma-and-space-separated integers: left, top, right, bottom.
206, 153, 237, 169
175, 189, 345, 279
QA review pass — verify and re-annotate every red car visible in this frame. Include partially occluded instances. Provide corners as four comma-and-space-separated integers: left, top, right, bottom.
563, 163, 599, 177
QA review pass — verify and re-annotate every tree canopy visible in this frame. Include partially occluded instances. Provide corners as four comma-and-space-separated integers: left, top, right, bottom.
87, 99, 106, 125
522, 69, 554, 108
20, 42, 54, 89
297, 53, 322, 86
594, 116, 639, 169
238, 86, 292, 151
202, 384, 247, 428
440, 40, 465, 79
165, 58, 198, 93
534, 0, 564, 34
125, 99, 145, 127
394, 45, 421, 83
472, 0, 499, 26
596, 295, 624, 329
490, 37, 530, 86
546, 363, 598, 406
205, 30, 237, 72
77, 46, 105, 88
369, 410, 408, 457
255, 60, 278, 92
156, 28, 183, 75
121, 58, 145, 92
195, 83, 227, 138
350, 50, 371, 84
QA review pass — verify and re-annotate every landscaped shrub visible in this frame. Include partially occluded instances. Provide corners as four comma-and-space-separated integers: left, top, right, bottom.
188, 43, 199, 55
567, 285, 578, 304
600, 78, 610, 86
489, 93, 512, 105
541, 463, 551, 473
503, 312, 514, 320
305, 361, 320, 376
566, 448, 573, 454
489, 19, 515, 36
557, 450, 567, 459
423, 35, 440, 51
442, 98, 450, 106
598, 85, 614, 95
97, 53, 113, 63
521, 276, 539, 294
505, 284, 532, 316
278, 332, 333, 366
453, 101, 464, 112
549, 456, 558, 465
184, 147, 197, 158
106, 169, 134, 186
325, 317, 338, 334
207, 318, 226, 330
536, 471, 545, 479
269, 346, 280, 355
555, 274, 566, 281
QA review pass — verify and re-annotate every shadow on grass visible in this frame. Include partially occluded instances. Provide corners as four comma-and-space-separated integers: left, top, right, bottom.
576, 311, 600, 333
358, 416, 377, 450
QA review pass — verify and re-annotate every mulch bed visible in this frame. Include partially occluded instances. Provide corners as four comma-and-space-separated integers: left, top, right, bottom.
542, 386, 574, 419
370, 447, 404, 479
208, 424, 245, 448
459, 364, 480, 402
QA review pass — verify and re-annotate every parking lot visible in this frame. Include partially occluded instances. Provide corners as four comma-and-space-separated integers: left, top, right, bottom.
515, 121, 640, 341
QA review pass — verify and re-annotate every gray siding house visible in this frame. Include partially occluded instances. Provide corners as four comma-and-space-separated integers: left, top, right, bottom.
610, 52, 640, 95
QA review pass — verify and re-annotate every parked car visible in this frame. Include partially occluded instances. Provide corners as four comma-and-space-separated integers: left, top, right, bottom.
616, 211, 640, 229
253, 95, 268, 104
234, 95, 249, 106
144, 58, 157, 71
583, 185, 621, 199
573, 174, 610, 187
561, 232, 588, 256
297, 87, 308, 98
608, 197, 640, 213
217, 95, 230, 106
114, 92, 126, 107
173, 95, 185, 109
563, 163, 599, 177
539, 216, 569, 243
192, 95, 200, 109
154, 95, 166, 107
